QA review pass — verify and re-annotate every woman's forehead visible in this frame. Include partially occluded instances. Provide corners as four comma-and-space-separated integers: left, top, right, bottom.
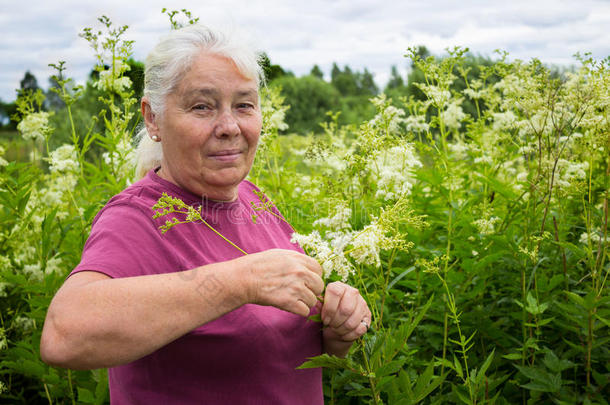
176, 53, 258, 93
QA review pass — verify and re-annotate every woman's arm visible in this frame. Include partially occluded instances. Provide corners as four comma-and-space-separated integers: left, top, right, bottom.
40, 249, 323, 370
320, 282, 371, 358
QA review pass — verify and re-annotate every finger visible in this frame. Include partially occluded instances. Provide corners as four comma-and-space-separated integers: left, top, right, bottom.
332, 291, 366, 335
301, 254, 323, 277
299, 285, 318, 309
321, 282, 344, 325
337, 322, 368, 341
304, 273, 325, 296
291, 300, 312, 318
328, 285, 359, 330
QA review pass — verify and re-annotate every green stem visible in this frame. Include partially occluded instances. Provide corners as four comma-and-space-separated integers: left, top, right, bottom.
199, 218, 248, 256
68, 369, 76, 405
360, 339, 381, 404
44, 383, 52, 405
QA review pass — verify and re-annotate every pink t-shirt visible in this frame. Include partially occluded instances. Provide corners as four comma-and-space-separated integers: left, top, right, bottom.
72, 169, 323, 404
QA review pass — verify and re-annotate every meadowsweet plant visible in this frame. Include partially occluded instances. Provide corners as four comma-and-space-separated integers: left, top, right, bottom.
1, 16, 141, 404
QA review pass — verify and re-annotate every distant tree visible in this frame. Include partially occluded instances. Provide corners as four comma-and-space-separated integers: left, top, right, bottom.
331, 63, 341, 82
259, 53, 290, 82
20, 71, 40, 92
330, 63, 377, 97
385, 65, 405, 90
310, 64, 324, 80
125, 58, 145, 99
331, 64, 358, 96
45, 77, 65, 111
0, 99, 18, 131
270, 74, 340, 133
358, 68, 378, 96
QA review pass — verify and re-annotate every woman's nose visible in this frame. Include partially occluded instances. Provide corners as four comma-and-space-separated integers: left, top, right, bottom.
214, 110, 240, 138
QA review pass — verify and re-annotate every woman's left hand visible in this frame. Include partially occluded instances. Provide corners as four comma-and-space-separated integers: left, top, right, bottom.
320, 282, 371, 347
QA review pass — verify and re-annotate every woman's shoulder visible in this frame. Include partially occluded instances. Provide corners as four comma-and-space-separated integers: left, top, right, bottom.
92, 173, 167, 227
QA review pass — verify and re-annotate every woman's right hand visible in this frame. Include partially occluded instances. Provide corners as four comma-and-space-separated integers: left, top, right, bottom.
240, 249, 324, 317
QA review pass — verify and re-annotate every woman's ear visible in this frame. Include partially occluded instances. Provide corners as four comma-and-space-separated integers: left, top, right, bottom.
141, 97, 160, 138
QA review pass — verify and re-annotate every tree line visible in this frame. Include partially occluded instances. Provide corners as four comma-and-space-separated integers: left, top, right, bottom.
1, 46, 506, 138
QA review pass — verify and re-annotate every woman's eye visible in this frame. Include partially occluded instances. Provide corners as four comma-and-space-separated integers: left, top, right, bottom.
237, 103, 254, 110
193, 104, 211, 111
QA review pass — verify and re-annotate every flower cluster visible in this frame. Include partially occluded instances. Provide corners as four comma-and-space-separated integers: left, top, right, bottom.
47, 144, 79, 173
0, 145, 8, 166
369, 142, 422, 201
102, 137, 136, 180
93, 59, 132, 93
369, 95, 407, 135
17, 111, 51, 142
290, 231, 354, 281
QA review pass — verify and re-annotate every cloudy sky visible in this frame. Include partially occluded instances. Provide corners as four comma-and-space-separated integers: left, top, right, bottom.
1, 0, 609, 102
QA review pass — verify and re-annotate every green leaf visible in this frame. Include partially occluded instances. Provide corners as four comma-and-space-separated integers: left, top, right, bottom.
474, 349, 495, 387
296, 354, 351, 370
307, 313, 322, 322
514, 365, 561, 393
565, 291, 585, 308
454, 354, 464, 379
452, 384, 473, 405
387, 266, 415, 291
376, 359, 406, 377
78, 387, 96, 403
543, 350, 574, 373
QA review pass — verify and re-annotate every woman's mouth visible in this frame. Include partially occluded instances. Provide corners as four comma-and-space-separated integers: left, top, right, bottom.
209, 149, 243, 162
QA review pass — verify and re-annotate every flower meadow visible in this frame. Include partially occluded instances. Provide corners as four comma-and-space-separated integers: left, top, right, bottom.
1, 14, 609, 405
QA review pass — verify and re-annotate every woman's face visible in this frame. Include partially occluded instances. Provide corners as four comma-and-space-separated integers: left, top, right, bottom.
146, 52, 262, 201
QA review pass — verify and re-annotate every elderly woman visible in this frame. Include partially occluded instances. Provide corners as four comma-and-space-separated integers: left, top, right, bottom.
40, 24, 371, 404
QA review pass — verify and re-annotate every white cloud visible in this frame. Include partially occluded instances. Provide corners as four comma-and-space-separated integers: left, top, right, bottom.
1, 0, 609, 102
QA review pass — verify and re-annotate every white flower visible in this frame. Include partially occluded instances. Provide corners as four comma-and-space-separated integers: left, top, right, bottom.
45, 256, 63, 275
443, 175, 463, 192
369, 142, 422, 200
349, 223, 383, 267
313, 204, 352, 230
47, 144, 79, 173
420, 84, 451, 107
516, 171, 529, 183
0, 282, 9, 298
518, 144, 535, 154
474, 155, 493, 164
13, 316, 35, 333
0, 145, 8, 166
369, 97, 407, 135
473, 216, 500, 235
492, 111, 517, 131
443, 100, 466, 130
93, 59, 132, 93
405, 114, 430, 133
23, 263, 43, 280
0, 329, 7, 350
291, 231, 353, 281
102, 138, 136, 179
17, 111, 51, 142
463, 88, 483, 99
448, 141, 469, 160
579, 229, 608, 246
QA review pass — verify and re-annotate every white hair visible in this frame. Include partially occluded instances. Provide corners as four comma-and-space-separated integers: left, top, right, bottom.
134, 24, 265, 179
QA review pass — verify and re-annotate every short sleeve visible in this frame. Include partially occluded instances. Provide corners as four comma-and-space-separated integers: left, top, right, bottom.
71, 201, 178, 279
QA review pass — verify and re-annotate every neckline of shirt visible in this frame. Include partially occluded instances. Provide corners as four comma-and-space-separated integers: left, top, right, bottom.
148, 168, 243, 212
